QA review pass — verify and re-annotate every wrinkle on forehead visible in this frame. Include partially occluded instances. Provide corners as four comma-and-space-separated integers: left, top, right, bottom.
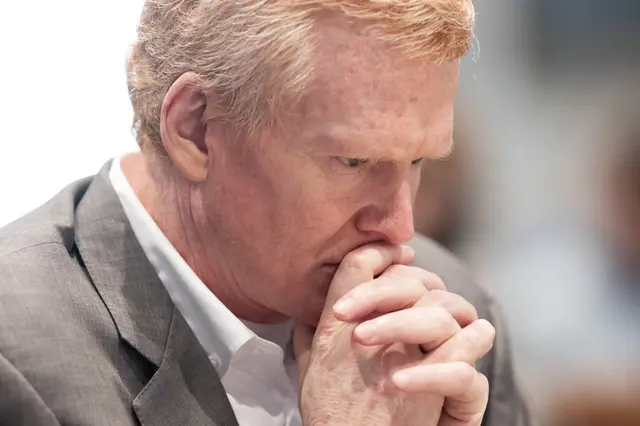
288, 16, 459, 161
302, 124, 454, 162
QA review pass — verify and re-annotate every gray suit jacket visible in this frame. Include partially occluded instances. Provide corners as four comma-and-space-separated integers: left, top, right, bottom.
0, 163, 534, 426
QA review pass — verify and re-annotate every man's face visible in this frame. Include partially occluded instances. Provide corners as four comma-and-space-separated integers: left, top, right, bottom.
202, 20, 459, 326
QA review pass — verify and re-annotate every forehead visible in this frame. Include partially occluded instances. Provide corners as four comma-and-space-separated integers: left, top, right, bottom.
290, 17, 459, 160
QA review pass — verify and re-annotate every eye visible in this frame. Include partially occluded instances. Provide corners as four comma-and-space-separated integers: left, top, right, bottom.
411, 157, 424, 165
336, 157, 369, 168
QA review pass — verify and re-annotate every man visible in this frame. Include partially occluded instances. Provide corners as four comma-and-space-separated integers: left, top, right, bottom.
0, 1, 533, 425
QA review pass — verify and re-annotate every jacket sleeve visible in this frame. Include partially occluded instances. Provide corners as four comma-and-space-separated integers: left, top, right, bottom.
0, 351, 61, 426
482, 300, 538, 426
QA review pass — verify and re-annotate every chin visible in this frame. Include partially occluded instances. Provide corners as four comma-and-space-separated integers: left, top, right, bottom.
298, 308, 324, 328
306, 272, 336, 325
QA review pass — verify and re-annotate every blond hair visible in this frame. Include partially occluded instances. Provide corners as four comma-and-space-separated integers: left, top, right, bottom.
127, 0, 475, 153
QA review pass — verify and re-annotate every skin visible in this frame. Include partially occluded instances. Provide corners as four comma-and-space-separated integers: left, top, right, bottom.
294, 244, 494, 426
122, 14, 495, 424
122, 17, 457, 327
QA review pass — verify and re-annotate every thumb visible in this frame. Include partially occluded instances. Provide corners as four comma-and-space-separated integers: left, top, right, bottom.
293, 322, 315, 382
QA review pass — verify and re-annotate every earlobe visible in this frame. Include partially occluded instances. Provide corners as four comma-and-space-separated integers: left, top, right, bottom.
160, 72, 210, 183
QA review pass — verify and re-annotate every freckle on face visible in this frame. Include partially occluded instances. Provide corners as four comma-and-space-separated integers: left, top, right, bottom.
204, 17, 459, 326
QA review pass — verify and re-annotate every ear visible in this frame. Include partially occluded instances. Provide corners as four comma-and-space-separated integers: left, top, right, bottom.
160, 72, 210, 182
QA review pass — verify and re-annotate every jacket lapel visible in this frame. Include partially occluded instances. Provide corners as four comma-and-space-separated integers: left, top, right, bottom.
75, 161, 237, 425
133, 309, 239, 426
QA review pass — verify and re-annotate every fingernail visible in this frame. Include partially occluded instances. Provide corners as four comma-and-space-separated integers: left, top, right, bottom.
401, 245, 416, 260
354, 322, 376, 342
392, 371, 412, 389
333, 297, 355, 317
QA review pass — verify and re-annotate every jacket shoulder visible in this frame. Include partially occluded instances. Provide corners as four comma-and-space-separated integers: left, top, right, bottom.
0, 175, 93, 257
408, 233, 494, 315
0, 188, 145, 424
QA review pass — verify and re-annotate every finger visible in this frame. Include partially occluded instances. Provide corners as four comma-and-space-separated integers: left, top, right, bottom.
324, 244, 415, 310
384, 265, 447, 291
332, 266, 445, 321
292, 323, 315, 381
440, 372, 489, 426
352, 306, 460, 348
348, 291, 478, 347
333, 275, 426, 321
415, 290, 479, 328
425, 319, 495, 365
392, 363, 489, 425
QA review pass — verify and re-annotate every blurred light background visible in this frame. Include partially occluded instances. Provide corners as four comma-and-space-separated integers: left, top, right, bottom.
1, 1, 639, 425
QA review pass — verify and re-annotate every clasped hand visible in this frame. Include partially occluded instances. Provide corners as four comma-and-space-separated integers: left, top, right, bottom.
294, 244, 495, 426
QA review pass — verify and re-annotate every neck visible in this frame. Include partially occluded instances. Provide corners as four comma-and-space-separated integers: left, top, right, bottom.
120, 152, 283, 324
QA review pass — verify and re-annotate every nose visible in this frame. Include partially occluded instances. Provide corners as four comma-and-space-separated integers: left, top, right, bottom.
355, 180, 415, 245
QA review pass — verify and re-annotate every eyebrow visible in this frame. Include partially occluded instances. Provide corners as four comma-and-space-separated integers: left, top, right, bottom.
305, 129, 455, 161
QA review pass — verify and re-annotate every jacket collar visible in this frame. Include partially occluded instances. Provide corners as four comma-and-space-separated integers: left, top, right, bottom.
74, 160, 237, 426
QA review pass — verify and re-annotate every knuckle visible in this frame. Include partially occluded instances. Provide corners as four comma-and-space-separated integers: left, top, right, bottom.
384, 266, 428, 292
467, 304, 479, 322
407, 276, 426, 292
463, 320, 496, 352
350, 279, 379, 300
385, 265, 423, 281
428, 289, 449, 300
424, 272, 447, 291
461, 328, 483, 350
444, 292, 467, 305
384, 264, 408, 275
343, 252, 369, 271
429, 290, 462, 308
430, 306, 457, 331
375, 278, 397, 296
387, 276, 425, 298
387, 266, 447, 291
453, 363, 477, 388
444, 293, 479, 319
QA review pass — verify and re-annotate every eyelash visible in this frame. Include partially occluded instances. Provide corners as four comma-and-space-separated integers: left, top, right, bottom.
336, 157, 424, 168
337, 157, 369, 168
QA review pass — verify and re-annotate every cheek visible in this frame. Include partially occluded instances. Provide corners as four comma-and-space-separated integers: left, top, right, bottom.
218, 147, 361, 246
202, 159, 280, 244
272, 162, 340, 221
278, 181, 359, 249
285, 191, 344, 234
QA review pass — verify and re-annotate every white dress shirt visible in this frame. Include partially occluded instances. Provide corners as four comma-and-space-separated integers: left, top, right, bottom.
109, 157, 301, 426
